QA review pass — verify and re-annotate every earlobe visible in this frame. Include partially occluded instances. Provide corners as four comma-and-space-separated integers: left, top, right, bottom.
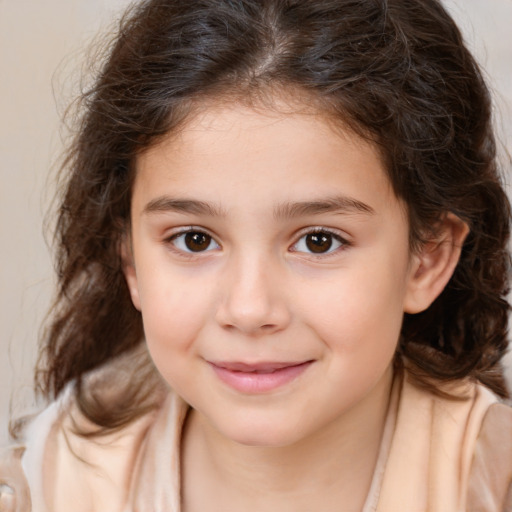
404, 213, 469, 314
120, 237, 141, 311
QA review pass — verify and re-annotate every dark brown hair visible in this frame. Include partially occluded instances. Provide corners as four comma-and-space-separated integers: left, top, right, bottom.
37, 0, 511, 430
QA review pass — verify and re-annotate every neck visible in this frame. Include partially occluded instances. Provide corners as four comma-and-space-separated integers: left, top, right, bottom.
181, 368, 394, 512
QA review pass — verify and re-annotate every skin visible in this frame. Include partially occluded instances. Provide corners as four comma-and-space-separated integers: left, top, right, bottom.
123, 100, 467, 511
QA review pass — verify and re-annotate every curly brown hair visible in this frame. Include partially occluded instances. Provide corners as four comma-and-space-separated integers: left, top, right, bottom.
37, 0, 511, 430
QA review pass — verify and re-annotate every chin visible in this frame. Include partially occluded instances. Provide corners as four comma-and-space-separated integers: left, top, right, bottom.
231, 432, 301, 448
217, 415, 308, 448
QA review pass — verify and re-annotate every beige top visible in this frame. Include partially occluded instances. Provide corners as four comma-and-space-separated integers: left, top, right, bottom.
1, 370, 512, 512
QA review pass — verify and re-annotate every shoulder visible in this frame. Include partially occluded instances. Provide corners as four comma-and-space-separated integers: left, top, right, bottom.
1, 346, 184, 512
18, 387, 175, 512
468, 400, 512, 511
0, 397, 63, 512
2, 353, 185, 512
0, 445, 31, 512
378, 370, 511, 511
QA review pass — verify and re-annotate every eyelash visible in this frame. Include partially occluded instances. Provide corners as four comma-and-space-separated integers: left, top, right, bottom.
165, 227, 220, 256
164, 227, 350, 258
290, 228, 350, 257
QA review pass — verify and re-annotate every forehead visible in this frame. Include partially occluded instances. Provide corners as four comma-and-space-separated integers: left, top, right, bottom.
133, 101, 403, 221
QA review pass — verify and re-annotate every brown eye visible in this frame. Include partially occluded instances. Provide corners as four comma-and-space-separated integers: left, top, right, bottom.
305, 233, 333, 253
184, 232, 212, 252
170, 230, 219, 253
291, 230, 345, 255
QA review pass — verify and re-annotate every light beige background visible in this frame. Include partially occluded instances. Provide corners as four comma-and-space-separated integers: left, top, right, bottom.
1, 0, 511, 445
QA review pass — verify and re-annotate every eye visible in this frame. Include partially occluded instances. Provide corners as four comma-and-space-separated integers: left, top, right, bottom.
169, 230, 220, 253
291, 230, 346, 255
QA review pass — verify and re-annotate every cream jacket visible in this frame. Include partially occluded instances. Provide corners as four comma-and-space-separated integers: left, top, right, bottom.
1, 370, 512, 511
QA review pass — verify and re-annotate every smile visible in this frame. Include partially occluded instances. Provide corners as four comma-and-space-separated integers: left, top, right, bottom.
208, 360, 314, 393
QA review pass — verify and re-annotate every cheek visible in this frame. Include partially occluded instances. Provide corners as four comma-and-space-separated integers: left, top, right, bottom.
299, 264, 407, 356
139, 273, 212, 391
136, 268, 213, 355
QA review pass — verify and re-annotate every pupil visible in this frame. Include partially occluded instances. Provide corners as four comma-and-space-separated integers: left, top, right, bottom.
306, 233, 332, 253
185, 232, 211, 252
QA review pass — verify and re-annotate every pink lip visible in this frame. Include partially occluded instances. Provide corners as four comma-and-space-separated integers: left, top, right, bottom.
209, 360, 313, 393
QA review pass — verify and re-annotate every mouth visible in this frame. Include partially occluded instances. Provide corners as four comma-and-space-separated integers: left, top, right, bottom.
208, 360, 314, 393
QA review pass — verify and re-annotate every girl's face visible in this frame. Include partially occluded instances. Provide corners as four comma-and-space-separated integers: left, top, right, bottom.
125, 101, 420, 447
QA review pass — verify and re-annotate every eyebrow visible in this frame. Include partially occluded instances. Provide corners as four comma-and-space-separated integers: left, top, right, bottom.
142, 194, 375, 218
273, 196, 375, 219
143, 197, 226, 217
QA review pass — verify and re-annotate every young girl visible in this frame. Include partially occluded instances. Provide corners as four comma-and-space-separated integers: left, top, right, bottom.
1, 0, 512, 510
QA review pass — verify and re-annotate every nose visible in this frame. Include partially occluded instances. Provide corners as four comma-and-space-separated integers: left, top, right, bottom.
215, 253, 291, 336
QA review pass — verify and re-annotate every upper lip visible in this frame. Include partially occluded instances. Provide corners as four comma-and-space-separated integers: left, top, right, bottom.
209, 361, 312, 372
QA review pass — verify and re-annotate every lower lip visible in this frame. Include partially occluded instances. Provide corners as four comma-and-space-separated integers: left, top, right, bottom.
209, 361, 313, 393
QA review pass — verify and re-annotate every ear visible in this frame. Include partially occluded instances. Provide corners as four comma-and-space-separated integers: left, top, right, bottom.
404, 213, 469, 314
120, 235, 141, 311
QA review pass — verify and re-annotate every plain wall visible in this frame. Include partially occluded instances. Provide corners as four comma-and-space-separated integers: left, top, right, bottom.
1, 0, 512, 445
